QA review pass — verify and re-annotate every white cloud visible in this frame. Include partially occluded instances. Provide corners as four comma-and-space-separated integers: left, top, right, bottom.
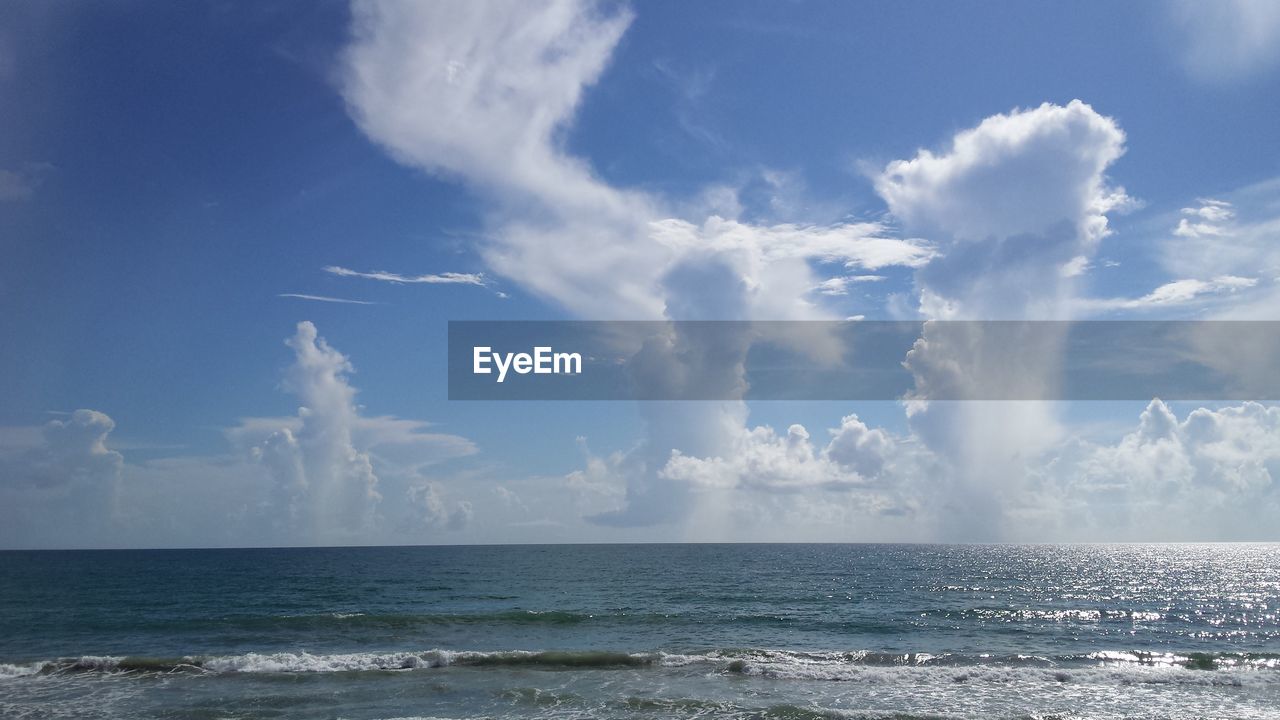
0, 410, 124, 547
406, 481, 472, 531
653, 399, 1280, 541
1060, 256, 1090, 278
0, 323, 481, 548
813, 275, 886, 296
564, 437, 628, 506
228, 414, 476, 475
651, 217, 932, 271
876, 100, 1132, 320
340, 1, 933, 321
884, 94, 1129, 299
242, 322, 381, 539
342, 0, 632, 203
1080, 275, 1258, 312
341, 0, 671, 319
1177, 198, 1235, 227
1168, 0, 1280, 82
339, 0, 946, 532
1024, 400, 1280, 540
323, 265, 486, 286
278, 293, 378, 305
336, 8, 1280, 543
660, 415, 907, 496
1144, 182, 1280, 319
232, 322, 477, 542
877, 102, 1135, 538
877, 101, 1128, 250
649, 216, 930, 322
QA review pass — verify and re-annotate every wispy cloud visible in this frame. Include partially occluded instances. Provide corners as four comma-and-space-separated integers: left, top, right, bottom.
323, 265, 486, 286
0, 163, 53, 202
813, 275, 887, 296
277, 293, 377, 305
1080, 275, 1258, 312
1168, 0, 1280, 82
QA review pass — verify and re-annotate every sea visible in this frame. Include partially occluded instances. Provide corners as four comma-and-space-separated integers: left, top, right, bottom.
1, 544, 1278, 719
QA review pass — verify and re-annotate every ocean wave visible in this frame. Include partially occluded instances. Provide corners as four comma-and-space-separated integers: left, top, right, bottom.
3, 648, 1278, 683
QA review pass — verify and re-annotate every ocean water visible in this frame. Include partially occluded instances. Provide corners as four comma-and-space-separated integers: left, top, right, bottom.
1, 544, 1278, 719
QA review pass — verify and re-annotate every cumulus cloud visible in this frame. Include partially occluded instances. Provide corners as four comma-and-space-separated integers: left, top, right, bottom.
406, 481, 473, 531
878, 102, 1136, 538
0, 410, 124, 546
228, 414, 476, 476
877, 100, 1131, 319
660, 415, 906, 495
242, 322, 381, 539
233, 322, 476, 542
1024, 400, 1280, 540
0, 323, 482, 548
1168, 0, 1280, 82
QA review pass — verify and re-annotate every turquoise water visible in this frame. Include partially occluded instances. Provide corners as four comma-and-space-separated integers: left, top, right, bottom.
1, 544, 1278, 719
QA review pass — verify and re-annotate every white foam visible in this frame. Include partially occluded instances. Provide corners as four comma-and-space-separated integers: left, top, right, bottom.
200, 650, 450, 673
0, 662, 45, 680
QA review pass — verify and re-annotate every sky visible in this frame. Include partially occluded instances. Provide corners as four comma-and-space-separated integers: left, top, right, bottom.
2, 0, 1280, 548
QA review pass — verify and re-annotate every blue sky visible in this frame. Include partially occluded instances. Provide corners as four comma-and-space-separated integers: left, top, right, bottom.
2, 1, 1280, 547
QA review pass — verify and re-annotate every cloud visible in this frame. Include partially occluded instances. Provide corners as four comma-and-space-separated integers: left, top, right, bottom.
22, 410, 121, 489
876, 100, 1131, 320
877, 102, 1135, 538
1080, 275, 1258, 312
1175, 198, 1235, 235
342, 0, 632, 202
232, 322, 477, 542
340, 1, 933, 321
1168, 0, 1280, 82
651, 217, 932, 272
323, 265, 486, 286
0, 162, 52, 202
0, 410, 124, 547
337, 9, 1280, 544
228, 414, 476, 474
0, 322, 482, 548
877, 101, 1129, 248
341, 0, 663, 319
339, 0, 947, 532
1142, 182, 1280, 319
241, 322, 381, 540
1024, 399, 1280, 540
660, 415, 908, 496
813, 275, 887, 296
651, 398, 1280, 541
1060, 256, 1090, 278
406, 481, 472, 531
278, 293, 378, 305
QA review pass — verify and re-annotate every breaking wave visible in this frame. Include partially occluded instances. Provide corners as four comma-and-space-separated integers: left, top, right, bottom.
4, 648, 1279, 683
